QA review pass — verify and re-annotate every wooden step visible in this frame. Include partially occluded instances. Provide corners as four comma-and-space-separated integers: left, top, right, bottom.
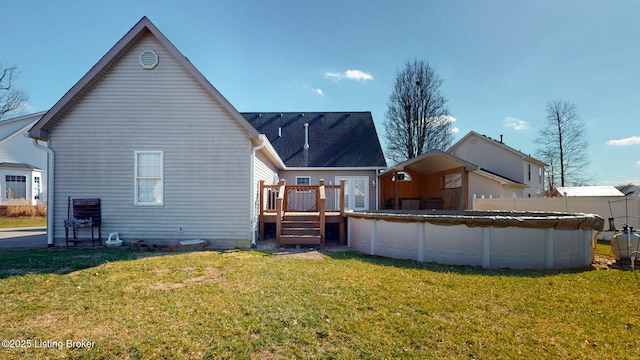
282, 220, 319, 229
282, 214, 320, 222
279, 234, 322, 245
281, 227, 321, 235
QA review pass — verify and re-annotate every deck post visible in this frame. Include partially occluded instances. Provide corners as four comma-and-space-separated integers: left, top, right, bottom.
319, 179, 326, 248
394, 171, 399, 210
276, 179, 286, 246
340, 179, 346, 245
340, 179, 346, 216
259, 180, 265, 240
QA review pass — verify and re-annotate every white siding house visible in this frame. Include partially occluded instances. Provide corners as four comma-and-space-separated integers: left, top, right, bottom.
448, 131, 546, 198
0, 111, 47, 205
29, 17, 282, 248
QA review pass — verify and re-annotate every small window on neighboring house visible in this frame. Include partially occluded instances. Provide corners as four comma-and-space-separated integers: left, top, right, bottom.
296, 176, 311, 185
34, 176, 41, 199
6, 175, 26, 200
539, 168, 543, 183
528, 164, 531, 181
135, 151, 163, 205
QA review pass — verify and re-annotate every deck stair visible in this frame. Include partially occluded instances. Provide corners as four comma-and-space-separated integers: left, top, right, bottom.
279, 213, 322, 246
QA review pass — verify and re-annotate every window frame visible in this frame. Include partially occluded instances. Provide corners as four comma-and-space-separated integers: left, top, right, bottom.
295, 176, 311, 186
5, 175, 27, 200
34, 176, 41, 200
134, 151, 164, 206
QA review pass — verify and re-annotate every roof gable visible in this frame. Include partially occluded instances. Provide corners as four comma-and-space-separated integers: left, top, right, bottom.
243, 112, 386, 168
449, 131, 547, 167
0, 111, 45, 143
29, 17, 258, 140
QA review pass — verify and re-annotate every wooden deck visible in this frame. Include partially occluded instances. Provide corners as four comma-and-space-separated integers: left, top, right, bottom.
258, 180, 346, 247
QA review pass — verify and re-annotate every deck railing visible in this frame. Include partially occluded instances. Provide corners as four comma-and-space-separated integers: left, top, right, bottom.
259, 179, 346, 246
259, 179, 345, 214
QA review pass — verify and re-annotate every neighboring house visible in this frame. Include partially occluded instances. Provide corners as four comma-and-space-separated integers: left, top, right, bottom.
243, 112, 386, 211
448, 131, 547, 198
379, 131, 546, 210
28, 17, 385, 247
379, 149, 526, 210
0, 111, 47, 205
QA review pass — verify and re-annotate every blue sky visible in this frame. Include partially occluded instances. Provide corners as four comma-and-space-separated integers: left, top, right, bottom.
2, 0, 639, 186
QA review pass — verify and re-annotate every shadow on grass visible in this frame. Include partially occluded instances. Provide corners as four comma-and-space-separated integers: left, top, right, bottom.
0, 248, 176, 279
1, 246, 596, 281
323, 249, 595, 277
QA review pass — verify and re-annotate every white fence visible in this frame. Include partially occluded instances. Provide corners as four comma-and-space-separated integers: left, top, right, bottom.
473, 195, 640, 230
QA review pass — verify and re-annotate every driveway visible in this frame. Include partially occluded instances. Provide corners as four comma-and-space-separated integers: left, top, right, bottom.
0, 227, 48, 249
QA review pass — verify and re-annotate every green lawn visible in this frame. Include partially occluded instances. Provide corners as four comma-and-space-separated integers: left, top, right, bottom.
0, 247, 638, 359
0, 217, 46, 228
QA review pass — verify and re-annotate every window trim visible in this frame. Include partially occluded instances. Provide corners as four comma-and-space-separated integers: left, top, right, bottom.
134, 151, 164, 206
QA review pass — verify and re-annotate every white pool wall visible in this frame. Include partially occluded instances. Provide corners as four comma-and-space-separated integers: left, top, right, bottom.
347, 212, 599, 270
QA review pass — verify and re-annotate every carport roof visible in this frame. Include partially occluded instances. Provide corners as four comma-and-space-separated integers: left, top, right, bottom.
380, 149, 479, 176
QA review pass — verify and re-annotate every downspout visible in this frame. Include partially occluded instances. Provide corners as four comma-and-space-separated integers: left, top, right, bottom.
250, 135, 267, 248
33, 139, 55, 247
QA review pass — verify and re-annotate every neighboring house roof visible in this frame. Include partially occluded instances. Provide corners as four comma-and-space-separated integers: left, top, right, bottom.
0, 111, 46, 143
29, 16, 259, 141
0, 162, 42, 171
475, 169, 527, 189
448, 131, 547, 167
617, 184, 640, 197
477, 167, 523, 185
243, 112, 387, 168
554, 186, 624, 197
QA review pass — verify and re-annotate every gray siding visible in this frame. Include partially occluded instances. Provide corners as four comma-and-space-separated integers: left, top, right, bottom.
50, 34, 252, 247
252, 150, 280, 229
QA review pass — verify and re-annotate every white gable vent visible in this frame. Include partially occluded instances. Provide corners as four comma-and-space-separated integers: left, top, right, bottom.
139, 50, 159, 69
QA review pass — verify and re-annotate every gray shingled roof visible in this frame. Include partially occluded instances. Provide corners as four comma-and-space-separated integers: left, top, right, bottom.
0, 162, 42, 171
243, 112, 386, 168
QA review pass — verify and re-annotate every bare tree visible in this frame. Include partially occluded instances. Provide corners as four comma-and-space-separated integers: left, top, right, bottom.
0, 64, 28, 120
384, 59, 452, 164
535, 100, 590, 188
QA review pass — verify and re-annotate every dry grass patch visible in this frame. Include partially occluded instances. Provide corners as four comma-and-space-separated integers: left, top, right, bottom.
0, 246, 639, 359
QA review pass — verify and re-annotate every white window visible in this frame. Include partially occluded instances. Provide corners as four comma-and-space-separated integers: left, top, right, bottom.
6, 175, 26, 199
135, 151, 163, 205
34, 176, 41, 199
295, 176, 311, 185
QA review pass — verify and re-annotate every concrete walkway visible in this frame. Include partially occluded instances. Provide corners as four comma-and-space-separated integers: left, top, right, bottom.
0, 227, 48, 249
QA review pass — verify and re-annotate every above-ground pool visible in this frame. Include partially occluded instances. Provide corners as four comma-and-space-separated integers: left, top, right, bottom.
346, 210, 604, 270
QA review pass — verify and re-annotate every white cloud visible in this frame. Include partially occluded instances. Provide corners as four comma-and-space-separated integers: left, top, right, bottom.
450, 127, 460, 134
325, 69, 373, 81
637, 160, 640, 166
606, 136, 640, 146
502, 117, 529, 130
314, 88, 324, 96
